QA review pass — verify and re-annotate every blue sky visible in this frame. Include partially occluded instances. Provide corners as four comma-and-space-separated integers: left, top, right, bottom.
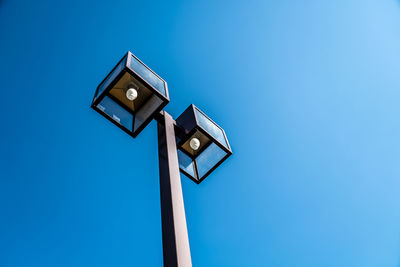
1, 0, 400, 266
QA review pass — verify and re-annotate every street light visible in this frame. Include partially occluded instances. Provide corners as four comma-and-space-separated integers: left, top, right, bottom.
91, 51, 169, 137
91, 51, 232, 267
176, 104, 232, 184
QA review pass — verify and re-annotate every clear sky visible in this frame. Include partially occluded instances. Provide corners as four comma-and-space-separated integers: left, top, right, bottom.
1, 0, 400, 266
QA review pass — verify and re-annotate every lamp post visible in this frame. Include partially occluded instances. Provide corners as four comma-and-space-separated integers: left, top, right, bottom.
91, 51, 232, 267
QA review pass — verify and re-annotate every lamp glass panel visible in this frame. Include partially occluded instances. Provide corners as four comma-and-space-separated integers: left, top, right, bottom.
133, 94, 163, 132
97, 96, 133, 130
195, 142, 226, 178
195, 108, 228, 148
129, 55, 166, 96
96, 57, 126, 99
177, 150, 196, 178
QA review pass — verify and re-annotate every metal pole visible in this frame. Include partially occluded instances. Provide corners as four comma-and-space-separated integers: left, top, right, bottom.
157, 111, 192, 267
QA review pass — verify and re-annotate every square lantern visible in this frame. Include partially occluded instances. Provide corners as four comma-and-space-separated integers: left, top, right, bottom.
91, 51, 169, 137
175, 104, 232, 184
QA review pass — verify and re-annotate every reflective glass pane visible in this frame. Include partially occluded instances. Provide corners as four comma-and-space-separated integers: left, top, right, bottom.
129, 55, 166, 96
97, 96, 133, 130
196, 142, 226, 178
195, 109, 228, 148
177, 150, 196, 178
133, 95, 163, 132
96, 56, 126, 99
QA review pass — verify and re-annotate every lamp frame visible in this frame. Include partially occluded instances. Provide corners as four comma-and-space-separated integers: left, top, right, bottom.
91, 51, 169, 138
176, 104, 232, 184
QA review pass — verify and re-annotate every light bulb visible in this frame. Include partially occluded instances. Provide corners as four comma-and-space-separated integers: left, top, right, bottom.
126, 88, 138, 101
189, 138, 200, 151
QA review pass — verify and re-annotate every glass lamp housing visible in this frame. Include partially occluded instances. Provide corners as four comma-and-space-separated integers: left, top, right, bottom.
91, 51, 169, 137
175, 104, 232, 184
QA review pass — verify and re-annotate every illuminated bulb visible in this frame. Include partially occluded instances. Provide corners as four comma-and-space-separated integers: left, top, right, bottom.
126, 88, 138, 101
189, 137, 200, 151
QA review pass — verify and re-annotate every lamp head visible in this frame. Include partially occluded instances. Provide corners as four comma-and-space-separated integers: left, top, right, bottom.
91, 51, 169, 138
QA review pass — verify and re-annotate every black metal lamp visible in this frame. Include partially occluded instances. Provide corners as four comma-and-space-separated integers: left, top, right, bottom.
176, 104, 232, 184
91, 51, 169, 137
